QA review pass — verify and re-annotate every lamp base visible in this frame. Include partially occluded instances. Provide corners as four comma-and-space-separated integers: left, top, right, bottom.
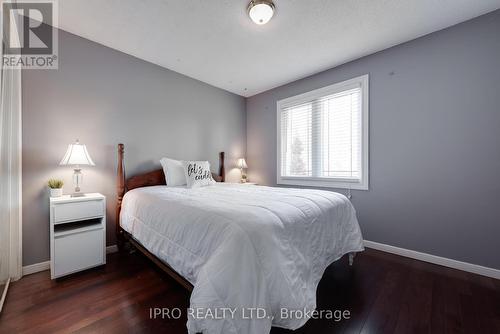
72, 169, 84, 198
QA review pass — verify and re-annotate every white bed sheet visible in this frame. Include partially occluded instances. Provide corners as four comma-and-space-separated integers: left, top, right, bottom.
120, 183, 364, 334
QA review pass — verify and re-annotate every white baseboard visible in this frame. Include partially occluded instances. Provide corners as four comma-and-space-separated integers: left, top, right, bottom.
106, 244, 119, 254
20, 242, 499, 280
22, 261, 50, 276
364, 240, 500, 280
22, 245, 119, 277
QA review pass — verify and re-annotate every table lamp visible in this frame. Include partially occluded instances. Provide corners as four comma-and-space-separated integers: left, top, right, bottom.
237, 158, 248, 183
59, 139, 95, 197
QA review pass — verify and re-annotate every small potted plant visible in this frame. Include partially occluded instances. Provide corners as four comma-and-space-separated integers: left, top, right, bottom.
48, 179, 64, 197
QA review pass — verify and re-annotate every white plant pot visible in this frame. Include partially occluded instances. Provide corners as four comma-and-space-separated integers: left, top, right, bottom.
50, 188, 63, 198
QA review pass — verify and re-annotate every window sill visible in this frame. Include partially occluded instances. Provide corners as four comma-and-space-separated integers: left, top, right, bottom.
277, 177, 368, 190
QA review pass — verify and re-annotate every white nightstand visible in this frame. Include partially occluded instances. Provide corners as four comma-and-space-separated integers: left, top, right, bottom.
49, 193, 106, 279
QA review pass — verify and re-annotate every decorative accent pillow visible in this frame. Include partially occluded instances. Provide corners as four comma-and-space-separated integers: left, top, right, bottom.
160, 158, 187, 187
183, 161, 216, 188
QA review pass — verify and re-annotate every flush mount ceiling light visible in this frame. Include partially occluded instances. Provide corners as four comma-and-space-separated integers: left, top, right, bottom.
248, 0, 275, 25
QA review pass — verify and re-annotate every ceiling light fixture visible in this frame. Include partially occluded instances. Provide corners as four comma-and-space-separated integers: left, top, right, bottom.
247, 0, 275, 25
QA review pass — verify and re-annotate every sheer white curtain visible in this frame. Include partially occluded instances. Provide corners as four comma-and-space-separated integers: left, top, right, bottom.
0, 36, 23, 286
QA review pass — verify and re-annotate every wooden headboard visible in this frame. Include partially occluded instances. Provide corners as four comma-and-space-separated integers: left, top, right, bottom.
116, 143, 225, 244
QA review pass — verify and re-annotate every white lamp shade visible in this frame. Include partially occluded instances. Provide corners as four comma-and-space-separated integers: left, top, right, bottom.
59, 140, 95, 166
237, 158, 248, 169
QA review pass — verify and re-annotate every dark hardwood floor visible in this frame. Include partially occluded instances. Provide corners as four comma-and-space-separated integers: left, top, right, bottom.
1, 249, 499, 334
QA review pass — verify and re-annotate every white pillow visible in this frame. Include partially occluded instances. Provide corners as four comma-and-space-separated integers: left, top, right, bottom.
160, 158, 187, 187
183, 161, 216, 188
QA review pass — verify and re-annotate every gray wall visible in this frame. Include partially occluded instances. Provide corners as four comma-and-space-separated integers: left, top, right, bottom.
22, 30, 246, 266
247, 10, 500, 269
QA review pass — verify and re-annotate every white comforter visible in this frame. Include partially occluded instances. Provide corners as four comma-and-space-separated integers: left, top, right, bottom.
120, 183, 364, 334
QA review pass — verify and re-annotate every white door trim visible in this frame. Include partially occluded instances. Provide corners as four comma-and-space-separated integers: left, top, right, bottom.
0, 278, 11, 313
0, 62, 23, 283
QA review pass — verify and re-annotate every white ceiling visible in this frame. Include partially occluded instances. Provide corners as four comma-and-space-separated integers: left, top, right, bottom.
56, 0, 500, 97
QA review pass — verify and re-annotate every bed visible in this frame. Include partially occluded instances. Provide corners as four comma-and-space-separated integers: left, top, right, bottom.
116, 144, 364, 334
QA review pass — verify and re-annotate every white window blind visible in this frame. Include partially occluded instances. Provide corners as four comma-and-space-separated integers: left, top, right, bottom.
277, 75, 369, 190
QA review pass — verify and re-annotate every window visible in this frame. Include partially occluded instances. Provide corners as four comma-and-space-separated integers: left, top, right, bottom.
277, 75, 369, 190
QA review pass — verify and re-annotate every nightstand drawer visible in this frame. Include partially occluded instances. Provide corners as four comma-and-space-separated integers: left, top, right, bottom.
54, 228, 104, 277
53, 200, 104, 223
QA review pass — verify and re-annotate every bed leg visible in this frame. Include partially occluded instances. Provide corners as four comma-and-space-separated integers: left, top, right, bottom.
348, 252, 356, 266
117, 230, 125, 251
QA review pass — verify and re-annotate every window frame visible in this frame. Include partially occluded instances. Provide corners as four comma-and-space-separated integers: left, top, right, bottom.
276, 74, 369, 190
